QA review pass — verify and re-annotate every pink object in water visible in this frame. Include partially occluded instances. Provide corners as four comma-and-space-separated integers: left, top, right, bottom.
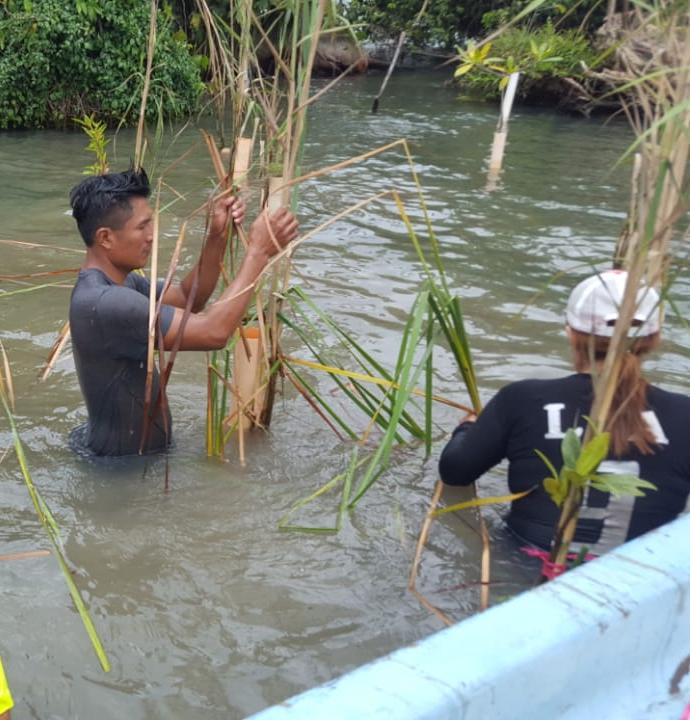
520, 546, 596, 581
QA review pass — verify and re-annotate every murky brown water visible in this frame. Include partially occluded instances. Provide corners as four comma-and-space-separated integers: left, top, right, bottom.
1, 72, 688, 719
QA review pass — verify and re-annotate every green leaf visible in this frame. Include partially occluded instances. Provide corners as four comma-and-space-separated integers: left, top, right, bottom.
454, 63, 474, 78
534, 448, 558, 480
563, 467, 586, 488
478, 42, 492, 62
575, 432, 610, 476
590, 474, 657, 498
561, 428, 581, 470
544, 475, 568, 507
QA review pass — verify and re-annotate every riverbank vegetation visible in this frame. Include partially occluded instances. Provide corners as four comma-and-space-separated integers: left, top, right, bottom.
454, 22, 598, 108
2, 0, 687, 614
344, 0, 607, 50
345, 0, 673, 114
0, 0, 668, 130
0, 0, 203, 129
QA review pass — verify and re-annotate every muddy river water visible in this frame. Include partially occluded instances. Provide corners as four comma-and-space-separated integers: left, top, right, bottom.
0, 72, 688, 719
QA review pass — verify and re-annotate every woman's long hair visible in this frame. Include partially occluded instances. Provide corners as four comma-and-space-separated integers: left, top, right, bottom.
569, 328, 661, 456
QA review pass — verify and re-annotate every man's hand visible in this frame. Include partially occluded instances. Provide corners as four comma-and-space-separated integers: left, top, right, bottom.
460, 411, 478, 424
247, 208, 299, 260
208, 195, 246, 240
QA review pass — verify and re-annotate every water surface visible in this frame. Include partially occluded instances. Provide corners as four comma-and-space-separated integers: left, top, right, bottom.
1, 72, 688, 719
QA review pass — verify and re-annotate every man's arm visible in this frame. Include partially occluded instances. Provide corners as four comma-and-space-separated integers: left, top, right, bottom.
162, 207, 298, 351
162, 195, 246, 312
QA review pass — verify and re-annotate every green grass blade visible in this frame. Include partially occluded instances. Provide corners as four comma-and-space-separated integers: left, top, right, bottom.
280, 313, 415, 440
281, 293, 425, 437
424, 303, 434, 458
336, 446, 358, 531
283, 361, 358, 440
278, 451, 371, 533
1, 394, 110, 672
349, 289, 432, 506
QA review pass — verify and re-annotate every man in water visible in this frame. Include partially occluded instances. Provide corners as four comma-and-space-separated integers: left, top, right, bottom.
68, 168, 299, 456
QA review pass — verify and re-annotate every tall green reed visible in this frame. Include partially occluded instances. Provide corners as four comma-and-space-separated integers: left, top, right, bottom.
0, 343, 110, 671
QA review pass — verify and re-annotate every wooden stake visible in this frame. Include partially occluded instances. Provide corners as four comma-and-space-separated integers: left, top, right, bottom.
231, 326, 266, 435
486, 72, 520, 190
371, 32, 406, 114
232, 137, 253, 190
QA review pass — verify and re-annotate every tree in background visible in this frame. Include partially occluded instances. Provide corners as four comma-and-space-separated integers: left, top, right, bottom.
343, 0, 468, 49
0, 0, 203, 129
341, 0, 606, 51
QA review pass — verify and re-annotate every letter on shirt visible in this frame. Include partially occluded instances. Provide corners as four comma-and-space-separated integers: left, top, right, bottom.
543, 403, 583, 440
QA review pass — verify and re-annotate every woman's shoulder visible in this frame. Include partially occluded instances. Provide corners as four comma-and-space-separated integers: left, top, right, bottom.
647, 383, 690, 408
485, 375, 589, 418
498, 373, 588, 398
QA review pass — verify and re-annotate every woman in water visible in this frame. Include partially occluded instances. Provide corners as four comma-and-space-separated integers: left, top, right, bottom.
439, 270, 690, 555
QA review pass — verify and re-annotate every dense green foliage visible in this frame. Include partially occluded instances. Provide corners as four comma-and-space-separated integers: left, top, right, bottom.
0, 0, 204, 129
343, 0, 468, 49
341, 0, 606, 50
457, 24, 597, 100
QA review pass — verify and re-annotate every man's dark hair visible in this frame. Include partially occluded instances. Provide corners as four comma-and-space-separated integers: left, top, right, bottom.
69, 168, 151, 246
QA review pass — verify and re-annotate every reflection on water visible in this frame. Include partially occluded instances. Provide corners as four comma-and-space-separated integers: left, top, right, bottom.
0, 72, 688, 719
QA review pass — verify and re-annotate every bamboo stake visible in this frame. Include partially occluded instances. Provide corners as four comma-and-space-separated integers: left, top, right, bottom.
486, 72, 521, 190
370, 0, 430, 113
206, 135, 254, 456
205, 139, 406, 224
372, 32, 406, 114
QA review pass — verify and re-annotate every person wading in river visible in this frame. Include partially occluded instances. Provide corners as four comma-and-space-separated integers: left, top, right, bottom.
68, 168, 299, 456
439, 270, 690, 555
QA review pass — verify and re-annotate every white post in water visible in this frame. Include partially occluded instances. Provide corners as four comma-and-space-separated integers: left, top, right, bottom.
487, 72, 520, 190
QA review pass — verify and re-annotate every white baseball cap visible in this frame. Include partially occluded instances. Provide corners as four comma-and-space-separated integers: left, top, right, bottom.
565, 269, 661, 337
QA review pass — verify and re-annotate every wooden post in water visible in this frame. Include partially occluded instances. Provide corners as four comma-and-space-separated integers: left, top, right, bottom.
206, 136, 254, 459
486, 72, 520, 191
231, 325, 266, 464
232, 138, 253, 191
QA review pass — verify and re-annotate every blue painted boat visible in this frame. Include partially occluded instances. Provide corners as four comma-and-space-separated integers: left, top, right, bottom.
248, 514, 690, 719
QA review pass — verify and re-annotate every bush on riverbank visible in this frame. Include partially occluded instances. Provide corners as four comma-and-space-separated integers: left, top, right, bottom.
0, 0, 203, 129
456, 24, 597, 103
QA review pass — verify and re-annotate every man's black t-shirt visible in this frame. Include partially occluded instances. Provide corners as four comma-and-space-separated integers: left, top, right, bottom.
69, 268, 175, 456
439, 374, 690, 552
